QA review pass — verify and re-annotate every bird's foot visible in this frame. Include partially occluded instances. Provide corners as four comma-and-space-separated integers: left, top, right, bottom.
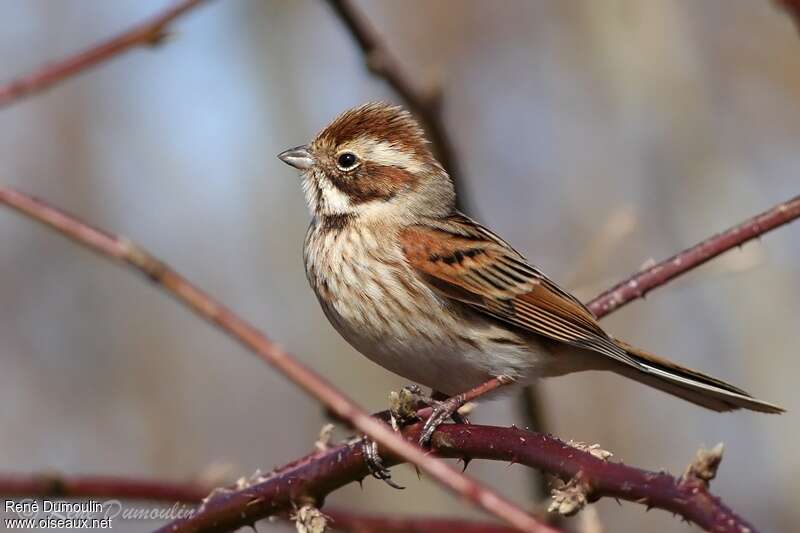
359, 384, 427, 490
360, 437, 404, 490
418, 376, 514, 446
418, 393, 467, 447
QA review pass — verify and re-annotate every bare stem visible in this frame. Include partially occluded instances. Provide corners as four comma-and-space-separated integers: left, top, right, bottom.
0, 0, 211, 108
0, 187, 550, 533
587, 195, 800, 317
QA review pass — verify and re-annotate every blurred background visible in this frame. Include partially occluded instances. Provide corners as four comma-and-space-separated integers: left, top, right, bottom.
1, 0, 798, 531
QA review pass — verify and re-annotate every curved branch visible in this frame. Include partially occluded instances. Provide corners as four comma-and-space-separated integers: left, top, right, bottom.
587, 195, 800, 317
0, 0, 212, 108
147, 420, 751, 533
0, 473, 518, 533
0, 187, 548, 533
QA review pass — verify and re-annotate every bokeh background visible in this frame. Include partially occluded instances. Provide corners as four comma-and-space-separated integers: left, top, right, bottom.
1, 1, 798, 531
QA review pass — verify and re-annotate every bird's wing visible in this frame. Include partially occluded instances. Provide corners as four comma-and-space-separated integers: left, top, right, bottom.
400, 212, 637, 366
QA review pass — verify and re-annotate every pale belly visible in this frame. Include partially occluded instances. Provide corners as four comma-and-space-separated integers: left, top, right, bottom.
304, 222, 557, 395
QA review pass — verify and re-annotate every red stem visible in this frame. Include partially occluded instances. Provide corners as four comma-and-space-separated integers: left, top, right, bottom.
147, 421, 752, 533
0, 473, 209, 503
588, 195, 800, 317
0, 473, 521, 533
0, 0, 211, 107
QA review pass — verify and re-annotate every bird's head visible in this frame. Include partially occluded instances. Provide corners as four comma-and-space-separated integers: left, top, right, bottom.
278, 102, 455, 223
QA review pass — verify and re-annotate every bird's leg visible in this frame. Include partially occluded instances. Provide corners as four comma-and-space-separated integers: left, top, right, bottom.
360, 384, 428, 490
431, 390, 471, 425
360, 438, 405, 490
419, 375, 515, 446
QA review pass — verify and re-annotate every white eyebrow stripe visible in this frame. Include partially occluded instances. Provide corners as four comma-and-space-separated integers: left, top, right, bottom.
349, 137, 427, 173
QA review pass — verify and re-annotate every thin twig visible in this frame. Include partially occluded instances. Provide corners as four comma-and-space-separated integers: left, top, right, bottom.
587, 195, 800, 317
0, 0, 211, 108
0, 187, 550, 533
325, 0, 463, 202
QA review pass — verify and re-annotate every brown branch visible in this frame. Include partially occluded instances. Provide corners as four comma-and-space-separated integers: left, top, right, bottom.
0, 187, 550, 533
0, 473, 210, 503
0, 0, 211, 108
0, 473, 518, 533
0, 424, 750, 533
587, 195, 800, 317
325, 0, 463, 200
145, 419, 753, 533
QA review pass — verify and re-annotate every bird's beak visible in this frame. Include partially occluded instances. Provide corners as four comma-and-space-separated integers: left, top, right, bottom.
278, 145, 314, 170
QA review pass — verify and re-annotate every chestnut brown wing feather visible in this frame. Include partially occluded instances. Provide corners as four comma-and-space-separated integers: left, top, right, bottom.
401, 213, 637, 366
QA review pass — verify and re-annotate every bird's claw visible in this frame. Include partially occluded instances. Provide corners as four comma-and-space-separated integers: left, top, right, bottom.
418, 394, 466, 446
361, 438, 404, 490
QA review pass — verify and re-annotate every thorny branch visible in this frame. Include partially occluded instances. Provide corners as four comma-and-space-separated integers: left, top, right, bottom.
0, 473, 519, 533
587, 195, 800, 317
0, 430, 740, 533
151, 420, 752, 533
0, 188, 551, 533
0, 0, 212, 108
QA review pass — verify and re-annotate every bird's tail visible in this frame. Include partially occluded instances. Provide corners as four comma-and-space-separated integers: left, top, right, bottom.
611, 340, 784, 414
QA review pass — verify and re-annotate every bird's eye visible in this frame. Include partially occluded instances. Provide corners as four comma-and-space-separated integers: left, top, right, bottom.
336, 152, 359, 171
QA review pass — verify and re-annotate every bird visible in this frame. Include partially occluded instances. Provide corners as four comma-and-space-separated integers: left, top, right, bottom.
278, 102, 783, 447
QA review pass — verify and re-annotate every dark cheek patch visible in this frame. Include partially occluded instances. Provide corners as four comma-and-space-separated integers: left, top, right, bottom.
329, 163, 418, 204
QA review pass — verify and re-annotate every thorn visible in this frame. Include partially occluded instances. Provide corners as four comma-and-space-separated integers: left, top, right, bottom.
460, 457, 472, 472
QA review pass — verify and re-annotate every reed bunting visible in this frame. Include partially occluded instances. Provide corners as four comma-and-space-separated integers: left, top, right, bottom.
278, 102, 782, 444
